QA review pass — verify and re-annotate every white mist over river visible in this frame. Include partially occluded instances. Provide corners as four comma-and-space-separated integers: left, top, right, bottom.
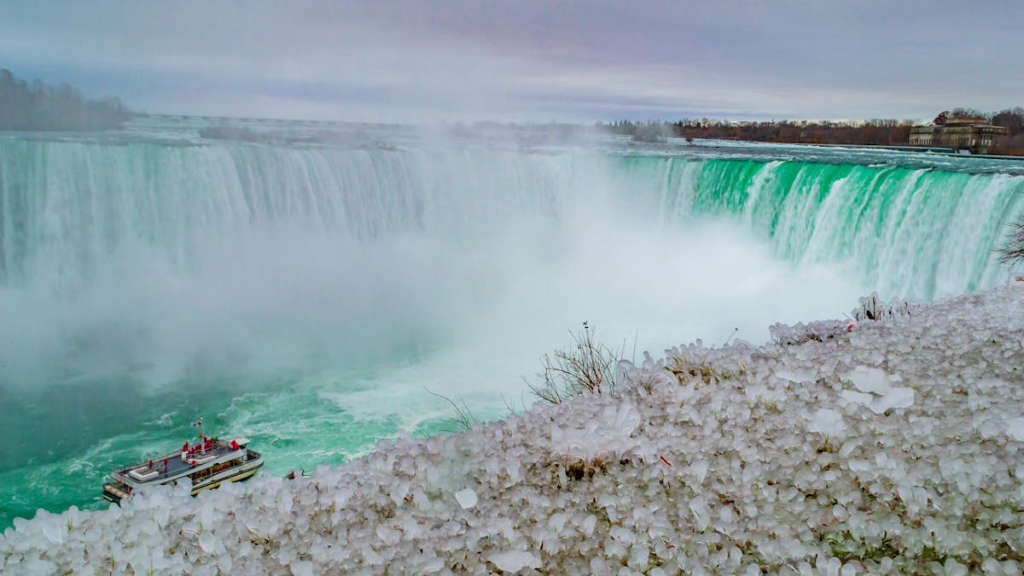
0, 119, 1021, 526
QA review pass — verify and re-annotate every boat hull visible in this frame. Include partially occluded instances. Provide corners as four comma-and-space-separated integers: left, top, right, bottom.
190, 455, 264, 495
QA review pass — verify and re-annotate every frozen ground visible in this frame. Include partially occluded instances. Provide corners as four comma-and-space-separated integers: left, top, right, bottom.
2, 283, 1024, 575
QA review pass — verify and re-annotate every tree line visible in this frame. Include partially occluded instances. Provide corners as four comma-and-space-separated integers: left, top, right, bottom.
599, 107, 1024, 155
987, 108, 1024, 154
598, 118, 914, 147
0, 68, 132, 131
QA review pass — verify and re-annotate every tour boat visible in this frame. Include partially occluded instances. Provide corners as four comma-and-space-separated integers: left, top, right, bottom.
102, 425, 263, 504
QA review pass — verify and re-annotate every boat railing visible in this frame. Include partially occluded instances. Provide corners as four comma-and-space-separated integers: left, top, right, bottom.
114, 449, 186, 474
115, 443, 219, 476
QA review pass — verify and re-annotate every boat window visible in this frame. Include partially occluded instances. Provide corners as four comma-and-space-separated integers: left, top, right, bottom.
189, 459, 243, 484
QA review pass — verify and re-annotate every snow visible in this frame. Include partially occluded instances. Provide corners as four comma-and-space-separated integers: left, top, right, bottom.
2, 283, 1024, 575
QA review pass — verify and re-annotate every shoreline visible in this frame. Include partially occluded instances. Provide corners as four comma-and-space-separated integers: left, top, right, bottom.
3, 283, 1024, 574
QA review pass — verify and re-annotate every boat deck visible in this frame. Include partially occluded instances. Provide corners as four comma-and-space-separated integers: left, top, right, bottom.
114, 440, 244, 484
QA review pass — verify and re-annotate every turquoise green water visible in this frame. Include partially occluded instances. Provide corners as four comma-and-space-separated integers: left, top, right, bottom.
1, 128, 1022, 528
0, 372, 453, 529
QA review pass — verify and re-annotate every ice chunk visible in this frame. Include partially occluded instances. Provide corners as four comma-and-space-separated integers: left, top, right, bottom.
549, 402, 641, 460
944, 558, 968, 576
291, 560, 314, 576
489, 550, 541, 572
454, 488, 477, 510
582, 515, 597, 536
847, 366, 891, 394
688, 459, 709, 483
376, 525, 401, 546
842, 366, 914, 414
808, 408, 846, 437
775, 368, 816, 383
1006, 417, 1024, 442
689, 496, 711, 532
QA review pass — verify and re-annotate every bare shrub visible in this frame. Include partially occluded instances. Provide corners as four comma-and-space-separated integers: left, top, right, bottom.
666, 355, 746, 386
529, 322, 619, 404
1002, 219, 1024, 265
771, 293, 915, 346
424, 387, 476, 432
769, 319, 849, 346
853, 293, 914, 322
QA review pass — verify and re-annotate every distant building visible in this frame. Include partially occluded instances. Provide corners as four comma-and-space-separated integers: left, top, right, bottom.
909, 117, 1007, 154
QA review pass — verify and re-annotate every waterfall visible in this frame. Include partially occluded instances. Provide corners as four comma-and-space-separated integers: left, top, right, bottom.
0, 136, 1020, 390
1, 140, 1020, 300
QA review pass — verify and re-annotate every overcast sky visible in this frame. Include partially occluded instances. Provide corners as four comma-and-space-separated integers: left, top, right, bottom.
2, 0, 1022, 123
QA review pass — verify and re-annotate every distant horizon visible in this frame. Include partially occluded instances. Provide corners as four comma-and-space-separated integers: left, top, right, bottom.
102, 107, 1021, 128
8, 64, 1021, 132
3, 1, 1022, 123
7, 65, 1018, 128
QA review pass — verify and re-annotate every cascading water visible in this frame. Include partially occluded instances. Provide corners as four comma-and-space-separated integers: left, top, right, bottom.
0, 124, 1021, 527
602, 155, 1022, 299
686, 159, 1022, 298
3, 142, 1019, 299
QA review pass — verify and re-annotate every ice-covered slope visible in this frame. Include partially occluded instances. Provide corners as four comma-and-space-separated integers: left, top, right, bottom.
3, 283, 1024, 575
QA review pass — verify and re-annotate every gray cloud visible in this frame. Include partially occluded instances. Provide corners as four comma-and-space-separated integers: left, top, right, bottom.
1, 0, 1021, 122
